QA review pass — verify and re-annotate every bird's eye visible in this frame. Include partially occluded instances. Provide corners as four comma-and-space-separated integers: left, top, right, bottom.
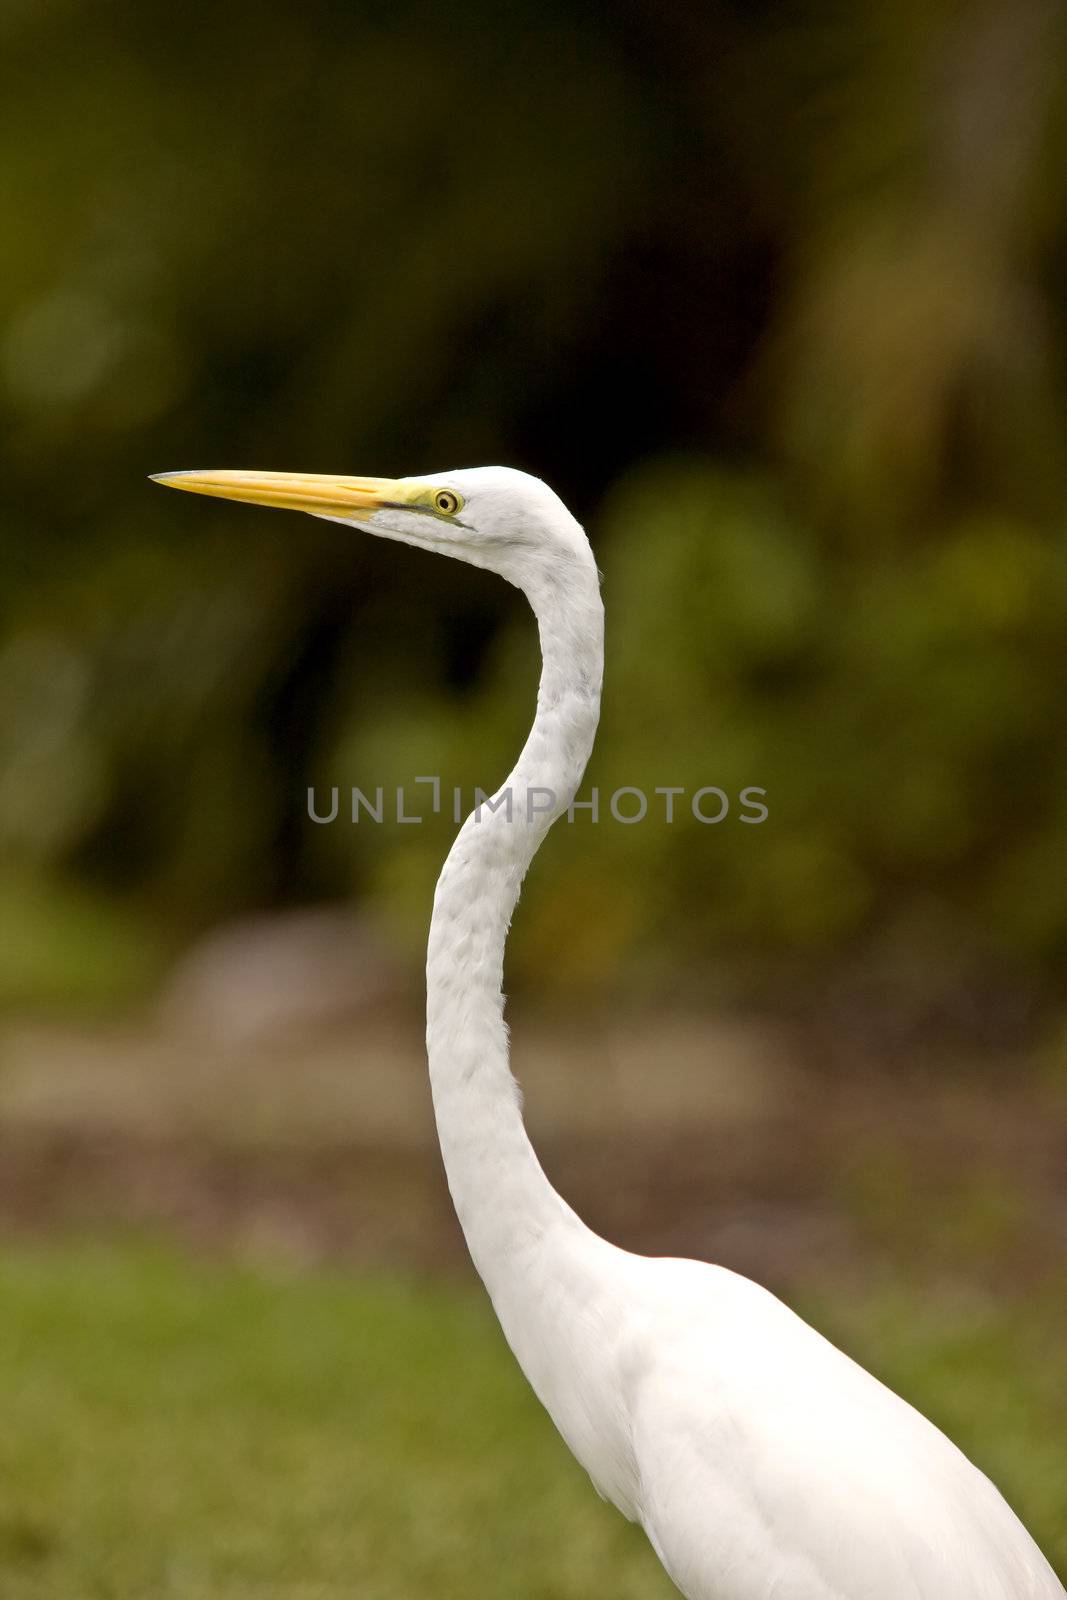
434, 489, 462, 515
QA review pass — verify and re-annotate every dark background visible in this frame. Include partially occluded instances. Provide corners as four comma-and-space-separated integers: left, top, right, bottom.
5, 0, 1067, 1016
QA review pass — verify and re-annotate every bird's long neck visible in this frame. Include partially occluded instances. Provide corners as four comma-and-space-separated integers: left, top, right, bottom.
426, 562, 604, 1311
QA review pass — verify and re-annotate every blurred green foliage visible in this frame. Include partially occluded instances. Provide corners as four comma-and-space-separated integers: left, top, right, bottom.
2, 0, 1067, 1009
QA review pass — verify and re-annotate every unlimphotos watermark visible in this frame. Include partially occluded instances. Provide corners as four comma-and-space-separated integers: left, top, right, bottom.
308, 780, 768, 826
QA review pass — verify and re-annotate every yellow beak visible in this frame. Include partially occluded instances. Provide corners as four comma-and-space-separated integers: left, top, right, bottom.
150, 469, 404, 520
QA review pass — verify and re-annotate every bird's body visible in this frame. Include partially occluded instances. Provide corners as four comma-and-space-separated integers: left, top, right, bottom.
477, 1241, 1056, 1600
155, 462, 1064, 1600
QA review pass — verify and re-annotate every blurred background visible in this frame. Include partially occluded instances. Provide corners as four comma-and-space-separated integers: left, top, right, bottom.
1, 0, 1065, 1594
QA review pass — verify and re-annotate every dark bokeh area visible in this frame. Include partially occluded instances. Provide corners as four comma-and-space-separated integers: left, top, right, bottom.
1, 3, 1067, 1594
5, 0, 1067, 1023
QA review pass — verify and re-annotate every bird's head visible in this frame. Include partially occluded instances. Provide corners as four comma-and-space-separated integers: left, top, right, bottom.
151, 464, 596, 593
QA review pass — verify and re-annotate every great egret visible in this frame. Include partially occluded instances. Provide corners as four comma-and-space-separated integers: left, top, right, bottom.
153, 464, 1063, 1600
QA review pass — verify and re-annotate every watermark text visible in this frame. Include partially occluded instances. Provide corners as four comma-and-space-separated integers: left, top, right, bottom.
307, 782, 768, 826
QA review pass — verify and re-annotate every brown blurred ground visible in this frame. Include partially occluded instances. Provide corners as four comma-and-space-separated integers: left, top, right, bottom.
2, 999, 1063, 1300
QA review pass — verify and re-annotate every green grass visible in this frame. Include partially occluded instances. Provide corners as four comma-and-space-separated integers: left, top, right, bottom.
0, 1246, 669, 1600
0, 1246, 1063, 1598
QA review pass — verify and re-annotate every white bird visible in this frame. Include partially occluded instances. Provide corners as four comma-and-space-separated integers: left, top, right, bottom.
154, 463, 1064, 1600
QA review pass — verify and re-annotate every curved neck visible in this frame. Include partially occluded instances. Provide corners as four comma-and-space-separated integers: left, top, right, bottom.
425, 563, 604, 1302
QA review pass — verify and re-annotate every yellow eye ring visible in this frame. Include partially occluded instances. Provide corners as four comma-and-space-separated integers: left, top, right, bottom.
433, 488, 462, 515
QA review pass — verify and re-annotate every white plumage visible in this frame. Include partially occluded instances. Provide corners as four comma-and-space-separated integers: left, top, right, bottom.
155, 461, 1064, 1600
